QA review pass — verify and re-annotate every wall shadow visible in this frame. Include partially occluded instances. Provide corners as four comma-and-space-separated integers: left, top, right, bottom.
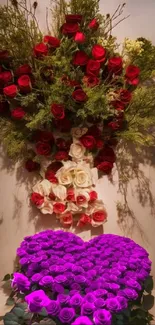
115, 141, 155, 241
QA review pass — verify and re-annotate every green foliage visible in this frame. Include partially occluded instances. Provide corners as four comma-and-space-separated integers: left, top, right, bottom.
133, 38, 155, 82
0, 1, 42, 68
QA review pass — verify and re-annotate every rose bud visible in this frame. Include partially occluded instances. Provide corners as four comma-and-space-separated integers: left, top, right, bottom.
15, 64, 32, 76
33, 43, 48, 57
25, 159, 40, 172
43, 35, 60, 48
11, 107, 26, 120
3, 84, 18, 98
88, 18, 99, 30
74, 32, 86, 44
18, 75, 32, 93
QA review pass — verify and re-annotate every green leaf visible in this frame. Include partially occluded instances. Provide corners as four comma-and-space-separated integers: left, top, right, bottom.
13, 307, 25, 317
3, 274, 11, 281
38, 307, 48, 317
3, 312, 18, 323
144, 276, 154, 294
6, 297, 15, 306
142, 294, 155, 311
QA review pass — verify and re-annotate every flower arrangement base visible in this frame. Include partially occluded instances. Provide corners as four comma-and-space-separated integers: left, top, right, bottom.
4, 230, 153, 325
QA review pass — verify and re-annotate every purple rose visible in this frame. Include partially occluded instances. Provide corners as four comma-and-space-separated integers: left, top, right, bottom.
31, 273, 42, 283
55, 275, 67, 285
126, 279, 141, 291
70, 294, 83, 309
57, 294, 70, 306
81, 302, 95, 316
94, 298, 106, 308
74, 275, 87, 285
46, 300, 60, 316
12, 273, 30, 292
85, 293, 96, 303
119, 288, 138, 300
93, 309, 112, 325
71, 316, 93, 325
52, 283, 64, 294
94, 289, 108, 298
106, 297, 122, 313
39, 276, 54, 287
19, 257, 29, 266
25, 290, 50, 313
59, 307, 75, 324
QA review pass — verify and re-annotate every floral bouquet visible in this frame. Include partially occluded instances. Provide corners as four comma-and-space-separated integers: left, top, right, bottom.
3, 230, 153, 325
1, 0, 155, 227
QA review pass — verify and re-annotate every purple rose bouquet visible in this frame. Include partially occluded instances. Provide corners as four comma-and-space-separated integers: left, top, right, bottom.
7, 230, 152, 325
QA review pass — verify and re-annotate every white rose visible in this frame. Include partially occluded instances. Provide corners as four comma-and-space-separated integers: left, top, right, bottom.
33, 179, 52, 196
67, 202, 83, 214
56, 167, 73, 185
40, 199, 53, 215
51, 184, 67, 201
69, 141, 86, 161
74, 165, 93, 188
71, 127, 88, 139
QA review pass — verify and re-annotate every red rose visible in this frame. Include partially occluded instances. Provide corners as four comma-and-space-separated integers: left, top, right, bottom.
89, 191, 98, 201
97, 146, 116, 163
61, 212, 73, 227
92, 210, 107, 222
108, 57, 123, 75
97, 161, 113, 174
54, 118, 71, 133
55, 150, 69, 161
77, 214, 91, 227
86, 59, 100, 76
74, 32, 86, 43
36, 142, 51, 156
92, 45, 106, 63
25, 159, 40, 172
83, 75, 99, 88
11, 107, 25, 119
96, 138, 104, 149
88, 18, 99, 30
67, 188, 75, 202
31, 192, 44, 207
15, 64, 32, 76
49, 192, 56, 201
119, 89, 132, 104
80, 135, 96, 149
51, 103, 65, 120
61, 23, 79, 36
77, 195, 87, 205
18, 75, 32, 93
45, 170, 58, 184
3, 84, 18, 98
125, 65, 140, 85
108, 121, 122, 131
34, 43, 48, 57
87, 125, 101, 137
43, 35, 60, 48
36, 130, 54, 143
53, 202, 66, 214
0, 50, 9, 60
72, 89, 88, 103
73, 51, 89, 66
56, 138, 70, 150
0, 71, 12, 85
47, 161, 63, 173
111, 100, 125, 111
69, 79, 81, 87
65, 15, 83, 23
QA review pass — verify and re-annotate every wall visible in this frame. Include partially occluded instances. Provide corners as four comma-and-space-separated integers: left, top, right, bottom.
0, 0, 155, 318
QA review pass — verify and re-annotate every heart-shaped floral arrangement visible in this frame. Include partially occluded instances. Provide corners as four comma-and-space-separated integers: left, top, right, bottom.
12, 230, 151, 325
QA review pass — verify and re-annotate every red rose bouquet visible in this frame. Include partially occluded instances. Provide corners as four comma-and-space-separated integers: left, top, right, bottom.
0, 0, 155, 227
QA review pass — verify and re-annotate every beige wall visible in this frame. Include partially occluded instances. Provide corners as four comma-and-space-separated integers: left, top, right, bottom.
0, 0, 155, 317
